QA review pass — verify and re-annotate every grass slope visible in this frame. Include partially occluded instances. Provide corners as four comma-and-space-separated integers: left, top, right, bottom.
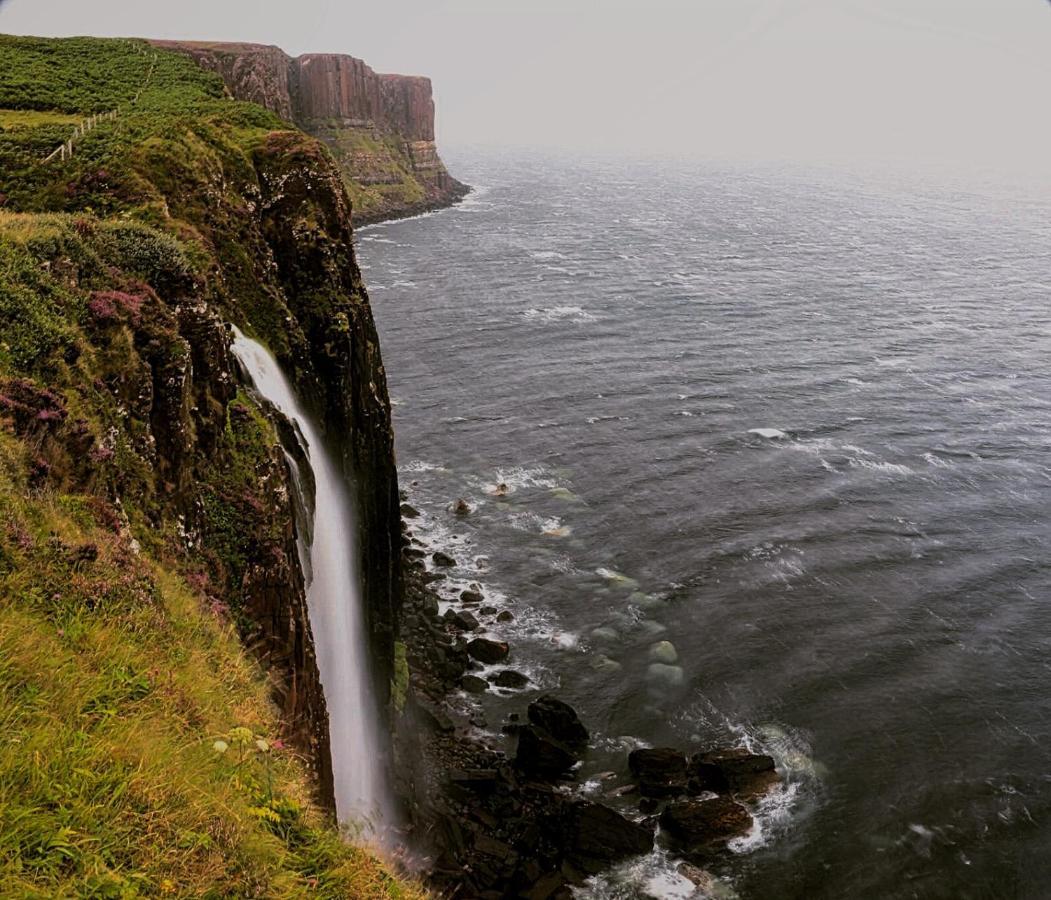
0, 35, 424, 899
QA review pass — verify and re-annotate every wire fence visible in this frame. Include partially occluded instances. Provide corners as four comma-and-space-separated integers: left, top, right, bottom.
39, 43, 158, 167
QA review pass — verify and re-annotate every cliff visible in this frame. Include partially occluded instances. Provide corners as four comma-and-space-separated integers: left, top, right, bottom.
0, 34, 415, 895
151, 40, 469, 224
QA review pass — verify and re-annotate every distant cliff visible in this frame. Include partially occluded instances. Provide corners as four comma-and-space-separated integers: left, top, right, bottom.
152, 40, 468, 223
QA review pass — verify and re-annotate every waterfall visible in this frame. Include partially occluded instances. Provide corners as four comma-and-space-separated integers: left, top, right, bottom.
230, 327, 387, 833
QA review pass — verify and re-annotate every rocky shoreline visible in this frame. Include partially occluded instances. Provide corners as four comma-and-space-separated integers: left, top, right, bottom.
392, 515, 785, 898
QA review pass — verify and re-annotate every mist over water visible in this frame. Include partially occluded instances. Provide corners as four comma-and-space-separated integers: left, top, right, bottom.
230, 329, 387, 833
361, 151, 1051, 897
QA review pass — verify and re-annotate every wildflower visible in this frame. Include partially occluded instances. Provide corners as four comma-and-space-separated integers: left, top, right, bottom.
271, 739, 285, 751
255, 738, 269, 753
159, 879, 175, 895
212, 740, 228, 754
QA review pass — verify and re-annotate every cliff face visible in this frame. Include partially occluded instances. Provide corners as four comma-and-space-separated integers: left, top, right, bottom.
152, 40, 468, 223
0, 37, 405, 811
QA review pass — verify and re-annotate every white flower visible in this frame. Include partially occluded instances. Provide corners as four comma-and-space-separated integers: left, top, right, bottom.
212, 740, 229, 754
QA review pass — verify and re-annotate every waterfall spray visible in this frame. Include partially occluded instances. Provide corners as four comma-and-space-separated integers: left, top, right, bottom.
230, 327, 387, 834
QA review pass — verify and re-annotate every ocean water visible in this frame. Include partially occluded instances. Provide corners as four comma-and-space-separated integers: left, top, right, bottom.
359, 149, 1051, 899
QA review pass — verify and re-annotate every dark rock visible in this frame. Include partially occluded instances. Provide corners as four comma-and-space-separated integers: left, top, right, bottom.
400, 502, 420, 518
453, 498, 471, 516
420, 594, 440, 618
461, 675, 489, 694
460, 589, 484, 604
432, 550, 457, 567
639, 797, 659, 815
689, 748, 780, 797
492, 669, 530, 689
567, 802, 655, 874
444, 609, 480, 631
403, 546, 426, 559
467, 637, 510, 664
480, 605, 498, 616
515, 725, 579, 777
628, 747, 689, 798
659, 796, 752, 855
528, 696, 588, 752
496, 610, 514, 623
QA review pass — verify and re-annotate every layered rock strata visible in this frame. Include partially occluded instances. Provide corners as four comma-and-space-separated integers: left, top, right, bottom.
152, 40, 468, 223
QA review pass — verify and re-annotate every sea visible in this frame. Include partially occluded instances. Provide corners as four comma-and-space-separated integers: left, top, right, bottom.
358, 148, 1051, 899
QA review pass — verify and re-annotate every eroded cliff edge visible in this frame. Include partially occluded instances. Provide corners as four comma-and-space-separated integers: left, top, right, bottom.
0, 36, 401, 811
152, 40, 469, 224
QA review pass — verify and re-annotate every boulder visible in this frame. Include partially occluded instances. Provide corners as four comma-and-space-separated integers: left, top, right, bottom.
461, 674, 489, 694
527, 696, 589, 752
454, 498, 471, 516
515, 725, 579, 777
400, 502, 420, 518
566, 801, 655, 874
492, 669, 530, 689
659, 796, 752, 856
496, 610, 515, 623
445, 609, 480, 631
432, 550, 457, 567
628, 747, 688, 798
689, 748, 780, 797
467, 637, 510, 664
460, 589, 484, 604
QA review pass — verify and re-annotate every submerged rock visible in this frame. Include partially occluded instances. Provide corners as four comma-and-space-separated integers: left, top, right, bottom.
649, 640, 678, 664
466, 637, 510, 664
628, 747, 689, 798
646, 663, 685, 687
453, 498, 471, 516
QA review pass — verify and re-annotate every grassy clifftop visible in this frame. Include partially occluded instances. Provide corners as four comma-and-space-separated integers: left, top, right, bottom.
0, 35, 416, 898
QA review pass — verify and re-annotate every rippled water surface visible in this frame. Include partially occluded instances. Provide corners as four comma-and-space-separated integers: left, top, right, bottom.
359, 150, 1051, 898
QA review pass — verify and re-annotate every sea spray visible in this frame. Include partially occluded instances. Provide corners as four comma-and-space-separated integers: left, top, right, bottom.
230, 327, 387, 833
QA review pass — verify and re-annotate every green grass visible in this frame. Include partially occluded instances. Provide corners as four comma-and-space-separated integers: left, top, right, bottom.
0, 436, 425, 898
0, 35, 426, 898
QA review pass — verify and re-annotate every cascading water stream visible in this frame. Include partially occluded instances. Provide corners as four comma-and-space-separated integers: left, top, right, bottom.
230, 327, 387, 834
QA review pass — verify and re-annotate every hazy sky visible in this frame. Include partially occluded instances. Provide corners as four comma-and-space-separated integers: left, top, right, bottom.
2, 0, 1050, 173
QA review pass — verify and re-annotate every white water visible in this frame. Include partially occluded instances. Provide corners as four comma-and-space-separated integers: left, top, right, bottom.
230, 328, 386, 832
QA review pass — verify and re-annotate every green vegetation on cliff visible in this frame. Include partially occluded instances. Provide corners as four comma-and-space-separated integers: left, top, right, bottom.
0, 35, 416, 898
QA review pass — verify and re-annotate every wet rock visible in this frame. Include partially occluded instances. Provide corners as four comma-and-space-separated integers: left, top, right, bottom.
400, 502, 420, 518
628, 747, 689, 798
567, 801, 655, 874
515, 725, 579, 777
659, 796, 752, 856
420, 594, 440, 618
453, 498, 471, 516
403, 546, 426, 559
689, 748, 780, 797
528, 696, 589, 752
638, 797, 659, 815
480, 605, 498, 616
649, 640, 678, 664
460, 589, 484, 604
467, 637, 510, 664
646, 663, 684, 687
492, 669, 530, 689
461, 674, 489, 694
493, 482, 510, 496
496, 610, 514, 623
444, 609, 480, 631
432, 550, 457, 567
